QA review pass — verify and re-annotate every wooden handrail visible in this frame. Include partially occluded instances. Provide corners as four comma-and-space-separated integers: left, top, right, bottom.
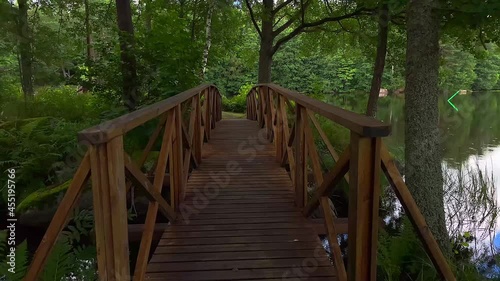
255, 83, 391, 137
24, 84, 222, 281
246, 84, 455, 281
78, 84, 219, 144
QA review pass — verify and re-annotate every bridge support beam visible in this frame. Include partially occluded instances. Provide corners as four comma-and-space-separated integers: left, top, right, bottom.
89, 136, 130, 281
347, 133, 381, 281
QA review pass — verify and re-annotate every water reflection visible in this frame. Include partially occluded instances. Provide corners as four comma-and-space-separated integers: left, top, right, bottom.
378, 91, 500, 253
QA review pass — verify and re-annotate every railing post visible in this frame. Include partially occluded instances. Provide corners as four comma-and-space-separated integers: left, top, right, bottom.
265, 87, 273, 139
258, 87, 265, 128
204, 88, 211, 139
275, 94, 283, 162
294, 105, 306, 208
89, 136, 130, 281
210, 87, 216, 129
194, 93, 202, 163
347, 132, 381, 281
171, 105, 184, 211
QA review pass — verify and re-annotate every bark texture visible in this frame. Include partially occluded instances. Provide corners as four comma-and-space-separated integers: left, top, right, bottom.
366, 4, 388, 117
17, 0, 34, 99
405, 0, 450, 253
84, 0, 95, 63
201, 0, 214, 79
257, 0, 273, 83
116, 0, 139, 110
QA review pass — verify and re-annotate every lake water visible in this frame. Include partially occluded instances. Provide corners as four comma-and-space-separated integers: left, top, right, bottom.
377, 91, 500, 255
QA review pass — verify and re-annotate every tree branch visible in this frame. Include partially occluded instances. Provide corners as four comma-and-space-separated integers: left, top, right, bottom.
274, 14, 287, 27
272, 0, 294, 16
273, 0, 312, 37
245, 0, 262, 38
272, 8, 366, 55
273, 17, 297, 36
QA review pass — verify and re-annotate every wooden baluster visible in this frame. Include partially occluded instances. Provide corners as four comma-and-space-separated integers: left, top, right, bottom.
246, 95, 251, 120
204, 88, 211, 140
134, 111, 174, 281
252, 92, 256, 120
381, 144, 456, 281
348, 133, 381, 281
171, 105, 184, 211
252, 92, 256, 121
270, 89, 277, 144
279, 97, 295, 185
275, 94, 283, 162
303, 148, 350, 217
194, 93, 202, 163
294, 105, 306, 208
24, 154, 91, 281
320, 197, 348, 281
210, 87, 217, 129
217, 91, 222, 121
265, 87, 273, 139
89, 136, 130, 281
304, 120, 323, 186
258, 87, 265, 128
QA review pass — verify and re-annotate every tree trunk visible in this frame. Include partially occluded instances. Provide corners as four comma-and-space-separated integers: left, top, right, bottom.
405, 0, 450, 255
366, 4, 388, 117
190, 0, 199, 41
257, 0, 274, 83
84, 0, 95, 63
201, 0, 214, 79
116, 0, 139, 110
17, 0, 34, 99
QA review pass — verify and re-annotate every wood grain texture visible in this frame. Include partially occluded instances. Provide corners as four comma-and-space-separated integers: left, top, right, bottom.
321, 197, 347, 281
251, 84, 391, 137
24, 153, 91, 281
78, 84, 221, 144
145, 119, 337, 280
347, 133, 381, 281
134, 111, 175, 281
381, 144, 456, 281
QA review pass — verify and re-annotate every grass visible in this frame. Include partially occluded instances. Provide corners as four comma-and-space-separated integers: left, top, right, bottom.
222, 111, 245, 119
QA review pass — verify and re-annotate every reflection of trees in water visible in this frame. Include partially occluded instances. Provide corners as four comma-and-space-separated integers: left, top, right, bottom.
443, 163, 498, 258
441, 92, 500, 166
376, 92, 499, 262
377, 92, 500, 166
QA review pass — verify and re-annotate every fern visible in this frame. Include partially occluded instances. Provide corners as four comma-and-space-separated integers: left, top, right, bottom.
40, 235, 74, 281
0, 233, 29, 281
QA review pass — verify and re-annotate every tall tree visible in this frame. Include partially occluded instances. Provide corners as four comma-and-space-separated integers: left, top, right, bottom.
201, 0, 214, 79
16, 0, 34, 99
405, 0, 450, 253
84, 0, 95, 63
116, 0, 139, 110
366, 4, 388, 117
244, 0, 368, 83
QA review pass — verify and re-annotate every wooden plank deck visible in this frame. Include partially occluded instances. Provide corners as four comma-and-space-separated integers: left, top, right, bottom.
145, 119, 337, 280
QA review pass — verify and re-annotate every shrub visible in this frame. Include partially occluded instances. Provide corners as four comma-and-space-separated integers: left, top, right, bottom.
221, 83, 253, 113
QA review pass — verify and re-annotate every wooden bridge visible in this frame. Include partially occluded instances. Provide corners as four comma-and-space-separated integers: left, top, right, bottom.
24, 84, 455, 281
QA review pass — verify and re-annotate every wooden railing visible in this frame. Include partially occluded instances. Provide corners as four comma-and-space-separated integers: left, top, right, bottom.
24, 84, 222, 281
246, 84, 456, 281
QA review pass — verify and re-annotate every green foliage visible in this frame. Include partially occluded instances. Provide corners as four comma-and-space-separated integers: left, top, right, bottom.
221, 83, 252, 113
472, 49, 500, 91
378, 217, 431, 280
16, 179, 71, 213
0, 231, 29, 281
440, 43, 477, 91
0, 87, 119, 212
272, 39, 374, 94
0, 209, 97, 280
